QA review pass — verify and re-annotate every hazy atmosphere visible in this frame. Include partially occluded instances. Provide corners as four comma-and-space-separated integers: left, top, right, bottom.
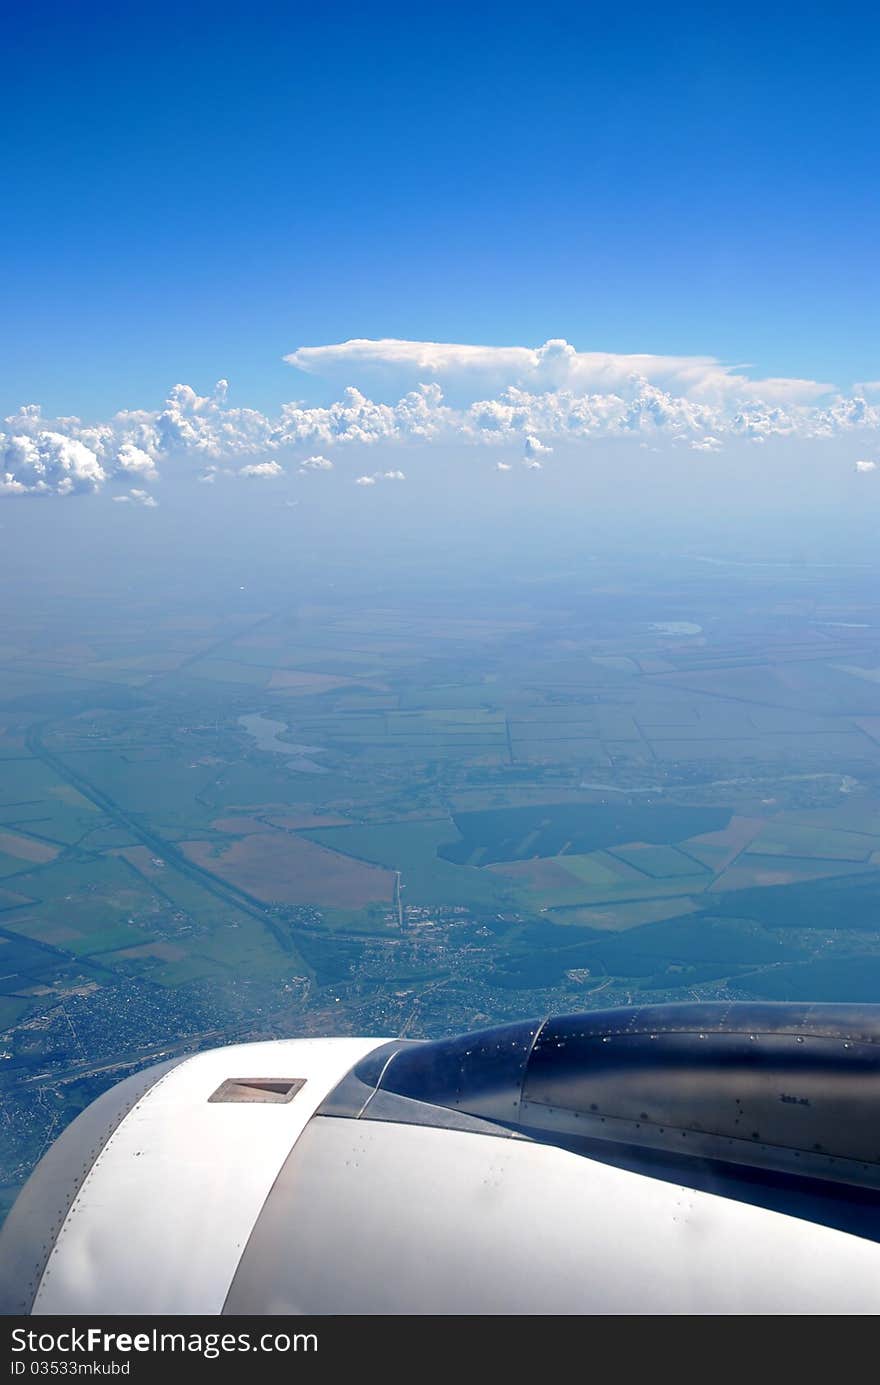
2, 2, 879, 1229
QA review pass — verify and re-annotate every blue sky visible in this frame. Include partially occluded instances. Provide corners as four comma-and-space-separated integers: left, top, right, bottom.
3, 1, 878, 421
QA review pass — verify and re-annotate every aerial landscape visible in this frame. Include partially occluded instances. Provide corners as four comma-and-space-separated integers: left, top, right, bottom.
4, 539, 880, 1214
1, 2, 878, 1243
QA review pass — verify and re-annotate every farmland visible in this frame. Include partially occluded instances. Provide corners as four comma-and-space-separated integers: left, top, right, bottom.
4, 551, 880, 1215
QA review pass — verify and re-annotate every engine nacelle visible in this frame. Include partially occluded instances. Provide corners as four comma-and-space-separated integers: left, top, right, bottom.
3, 1003, 880, 1315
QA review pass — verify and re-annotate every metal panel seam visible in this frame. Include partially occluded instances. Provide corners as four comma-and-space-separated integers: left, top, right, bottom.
31, 1054, 202, 1310
518, 1014, 550, 1117
358, 1045, 411, 1119
220, 1042, 387, 1314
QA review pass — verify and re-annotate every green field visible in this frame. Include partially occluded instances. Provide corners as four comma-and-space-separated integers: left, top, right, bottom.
608, 843, 711, 878
748, 823, 880, 861
440, 803, 731, 865
7, 559, 880, 1224
305, 819, 516, 908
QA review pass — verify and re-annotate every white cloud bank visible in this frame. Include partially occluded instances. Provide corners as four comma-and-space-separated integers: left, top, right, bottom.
2, 339, 879, 498
285, 337, 832, 404
0, 429, 106, 495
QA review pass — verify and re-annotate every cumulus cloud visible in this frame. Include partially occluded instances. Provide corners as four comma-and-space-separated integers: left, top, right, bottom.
495, 461, 512, 471
3, 339, 880, 501
855, 459, 877, 473
356, 469, 405, 486
524, 434, 552, 458
276, 383, 449, 447
239, 460, 284, 478
1, 430, 105, 495
112, 488, 158, 507
116, 442, 159, 480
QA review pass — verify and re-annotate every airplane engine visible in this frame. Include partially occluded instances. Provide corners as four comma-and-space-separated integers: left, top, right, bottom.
3, 1002, 880, 1315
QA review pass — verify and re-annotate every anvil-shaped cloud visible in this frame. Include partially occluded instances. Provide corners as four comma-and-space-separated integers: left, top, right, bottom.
286, 338, 831, 405
2, 339, 878, 499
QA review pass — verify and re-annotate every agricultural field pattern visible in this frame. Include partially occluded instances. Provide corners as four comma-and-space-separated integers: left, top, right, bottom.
4, 553, 880, 1214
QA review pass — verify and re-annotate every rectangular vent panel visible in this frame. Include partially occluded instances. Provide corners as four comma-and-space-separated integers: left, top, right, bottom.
209, 1077, 306, 1104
